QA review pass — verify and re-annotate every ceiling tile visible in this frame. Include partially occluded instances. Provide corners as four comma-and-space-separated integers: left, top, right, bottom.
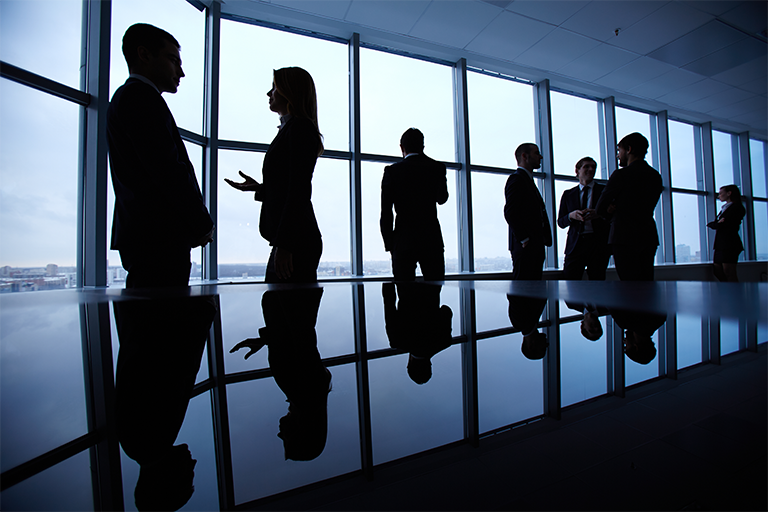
655, 78, 732, 106
648, 20, 745, 67
268, 0, 352, 19
408, 0, 501, 48
684, 87, 755, 112
711, 57, 767, 87
514, 28, 601, 71
628, 68, 704, 99
719, 1, 768, 36
561, 1, 665, 42
557, 43, 639, 82
611, 2, 714, 55
731, 110, 768, 131
683, 37, 767, 77
481, 0, 513, 8
505, 0, 589, 26
708, 94, 763, 118
344, 0, 430, 34
740, 77, 768, 97
683, 1, 744, 17
465, 10, 555, 61
594, 56, 676, 91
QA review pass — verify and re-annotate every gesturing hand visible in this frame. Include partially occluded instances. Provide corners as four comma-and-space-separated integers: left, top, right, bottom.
229, 338, 267, 360
224, 170, 261, 192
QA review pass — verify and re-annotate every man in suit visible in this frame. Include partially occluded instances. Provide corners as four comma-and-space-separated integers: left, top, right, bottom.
380, 128, 448, 281
108, 24, 213, 288
504, 143, 553, 280
557, 156, 610, 280
596, 132, 663, 281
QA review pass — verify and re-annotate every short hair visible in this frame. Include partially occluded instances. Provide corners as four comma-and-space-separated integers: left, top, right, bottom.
400, 128, 424, 154
122, 23, 179, 70
575, 156, 597, 170
624, 332, 657, 365
618, 132, 649, 158
521, 332, 548, 360
721, 184, 742, 205
515, 143, 538, 162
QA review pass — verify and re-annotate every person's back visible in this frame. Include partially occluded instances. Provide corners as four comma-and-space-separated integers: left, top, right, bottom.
603, 159, 662, 247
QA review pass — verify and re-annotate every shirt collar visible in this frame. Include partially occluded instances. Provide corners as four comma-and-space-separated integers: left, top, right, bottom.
129, 73, 160, 95
579, 181, 594, 191
517, 166, 533, 180
404, 152, 420, 159
278, 114, 293, 131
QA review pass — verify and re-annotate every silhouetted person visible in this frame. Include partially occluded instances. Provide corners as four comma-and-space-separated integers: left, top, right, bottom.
114, 294, 216, 510
226, 67, 324, 283
382, 282, 453, 384
609, 308, 667, 365
505, 143, 553, 280
231, 287, 330, 461
557, 157, 610, 280
708, 184, 745, 282
380, 128, 449, 281
596, 133, 662, 281
507, 294, 548, 360
108, 24, 213, 288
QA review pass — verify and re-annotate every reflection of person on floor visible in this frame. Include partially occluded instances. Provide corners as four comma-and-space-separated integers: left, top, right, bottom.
114, 295, 216, 511
564, 301, 606, 342
230, 287, 330, 461
507, 294, 548, 360
383, 282, 453, 384
609, 309, 667, 365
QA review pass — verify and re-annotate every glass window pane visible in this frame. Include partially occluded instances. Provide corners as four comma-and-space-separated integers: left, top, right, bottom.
554, 179, 576, 269
672, 193, 702, 263
713, 130, 737, 190
669, 120, 699, 190
560, 318, 608, 407
750, 139, 767, 199
472, 172, 511, 270
360, 49, 454, 161
468, 72, 534, 169
720, 318, 739, 355
110, 0, 205, 133
0, 0, 82, 89
314, 159, 352, 275
615, 107, 655, 166
677, 314, 702, 370
551, 92, 603, 178
754, 201, 768, 260
625, 331, 660, 387
219, 20, 348, 151
0, 80, 79, 283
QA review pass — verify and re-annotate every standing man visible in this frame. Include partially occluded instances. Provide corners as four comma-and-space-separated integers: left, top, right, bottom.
596, 132, 663, 281
380, 128, 448, 281
557, 157, 610, 280
504, 143, 553, 280
108, 23, 213, 288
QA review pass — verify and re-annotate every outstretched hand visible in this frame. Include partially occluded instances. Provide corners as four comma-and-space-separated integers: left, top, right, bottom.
225, 171, 261, 192
229, 338, 267, 360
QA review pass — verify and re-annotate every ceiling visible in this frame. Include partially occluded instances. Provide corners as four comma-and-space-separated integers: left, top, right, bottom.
218, 0, 768, 138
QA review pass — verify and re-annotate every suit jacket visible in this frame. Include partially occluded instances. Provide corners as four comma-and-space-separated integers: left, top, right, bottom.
595, 160, 663, 247
556, 182, 609, 256
707, 202, 745, 252
383, 283, 452, 358
257, 116, 322, 253
107, 78, 213, 254
504, 168, 553, 251
380, 153, 448, 253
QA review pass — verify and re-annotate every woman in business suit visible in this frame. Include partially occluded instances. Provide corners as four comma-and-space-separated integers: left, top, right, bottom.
707, 184, 745, 282
226, 67, 323, 283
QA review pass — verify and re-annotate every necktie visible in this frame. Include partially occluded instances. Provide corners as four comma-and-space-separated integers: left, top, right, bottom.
581, 187, 589, 210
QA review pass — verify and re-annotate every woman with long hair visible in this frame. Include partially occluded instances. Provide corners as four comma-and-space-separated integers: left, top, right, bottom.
707, 184, 745, 282
226, 67, 323, 283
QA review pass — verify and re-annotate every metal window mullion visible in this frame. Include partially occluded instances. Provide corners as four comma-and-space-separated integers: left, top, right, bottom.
79, 0, 111, 288
534, 79, 557, 268
602, 96, 617, 179
544, 294, 561, 420
739, 132, 756, 260
656, 111, 674, 264
203, 2, 221, 280
663, 315, 677, 380
349, 33, 363, 277
701, 123, 716, 261
609, 315, 625, 398
352, 284, 374, 479
693, 125, 709, 262
459, 282, 478, 445
453, 58, 473, 272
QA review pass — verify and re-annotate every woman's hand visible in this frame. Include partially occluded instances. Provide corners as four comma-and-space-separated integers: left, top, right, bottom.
225, 171, 261, 192
274, 247, 294, 280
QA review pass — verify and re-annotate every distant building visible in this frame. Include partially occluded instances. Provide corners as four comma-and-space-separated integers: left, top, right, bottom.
676, 244, 691, 263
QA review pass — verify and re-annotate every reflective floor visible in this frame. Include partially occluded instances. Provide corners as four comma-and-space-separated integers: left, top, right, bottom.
0, 280, 765, 510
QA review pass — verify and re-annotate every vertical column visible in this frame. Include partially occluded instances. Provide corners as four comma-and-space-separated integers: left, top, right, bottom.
610, 316, 625, 398
701, 123, 717, 261
534, 79, 557, 268
79, 0, 111, 287
602, 96, 617, 179
349, 34, 364, 276
739, 132, 756, 260
693, 124, 709, 263
543, 294, 561, 419
662, 317, 677, 380
453, 58, 473, 272
81, 301, 124, 511
352, 284, 374, 479
656, 111, 675, 263
202, 1, 221, 280
459, 282, 478, 445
